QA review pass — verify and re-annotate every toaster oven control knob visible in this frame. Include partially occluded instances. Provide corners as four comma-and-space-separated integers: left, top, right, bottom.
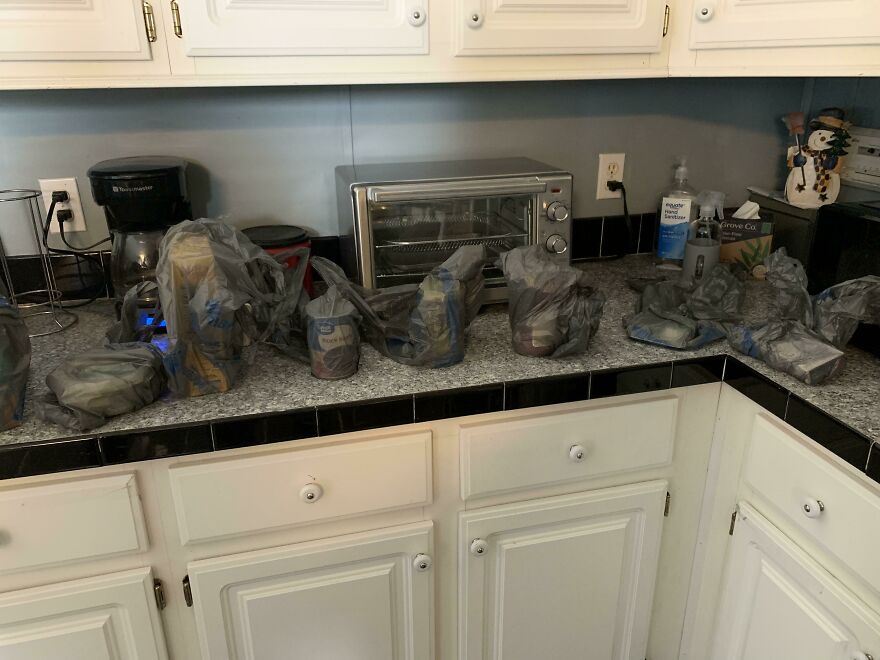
546, 234, 568, 255
546, 201, 570, 222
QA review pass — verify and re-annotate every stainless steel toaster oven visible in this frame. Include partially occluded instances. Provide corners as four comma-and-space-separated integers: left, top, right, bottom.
335, 158, 573, 301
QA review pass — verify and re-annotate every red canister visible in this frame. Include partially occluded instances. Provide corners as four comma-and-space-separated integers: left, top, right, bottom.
243, 225, 313, 296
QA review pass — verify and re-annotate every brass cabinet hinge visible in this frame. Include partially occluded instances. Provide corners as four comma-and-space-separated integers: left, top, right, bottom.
728, 509, 738, 535
664, 491, 671, 517
171, 0, 183, 38
183, 575, 193, 607
142, 1, 157, 42
153, 579, 167, 610
663, 5, 670, 37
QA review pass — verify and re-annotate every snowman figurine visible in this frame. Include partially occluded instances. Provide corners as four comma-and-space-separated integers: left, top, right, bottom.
784, 107, 851, 209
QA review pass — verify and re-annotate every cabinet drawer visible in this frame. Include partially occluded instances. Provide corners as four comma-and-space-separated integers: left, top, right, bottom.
0, 474, 148, 574
459, 395, 677, 499
169, 431, 433, 544
744, 414, 880, 591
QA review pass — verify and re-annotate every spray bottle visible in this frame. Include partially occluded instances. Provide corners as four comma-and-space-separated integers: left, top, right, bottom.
655, 156, 698, 270
682, 190, 725, 282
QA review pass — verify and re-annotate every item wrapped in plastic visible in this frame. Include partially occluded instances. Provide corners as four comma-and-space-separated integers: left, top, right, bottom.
728, 321, 845, 385
105, 281, 162, 344
499, 246, 605, 358
625, 265, 743, 350
263, 246, 312, 362
0, 296, 31, 431
811, 275, 880, 348
157, 219, 285, 397
765, 248, 813, 325
35, 343, 166, 431
306, 286, 361, 379
311, 245, 485, 368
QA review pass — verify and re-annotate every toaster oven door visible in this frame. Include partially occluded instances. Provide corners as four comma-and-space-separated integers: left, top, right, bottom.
364, 179, 543, 290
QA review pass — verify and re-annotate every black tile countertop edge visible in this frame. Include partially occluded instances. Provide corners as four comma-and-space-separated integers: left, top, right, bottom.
0, 354, 875, 485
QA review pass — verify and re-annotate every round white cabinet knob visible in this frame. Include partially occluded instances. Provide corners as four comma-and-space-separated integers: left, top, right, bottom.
413, 554, 433, 572
802, 498, 825, 519
569, 444, 587, 463
696, 4, 715, 21
470, 538, 488, 556
851, 651, 873, 660
408, 8, 426, 27
299, 482, 324, 504
468, 11, 483, 28
547, 201, 570, 222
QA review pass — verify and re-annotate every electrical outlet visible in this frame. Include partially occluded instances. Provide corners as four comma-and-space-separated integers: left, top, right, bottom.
596, 153, 626, 200
39, 177, 87, 234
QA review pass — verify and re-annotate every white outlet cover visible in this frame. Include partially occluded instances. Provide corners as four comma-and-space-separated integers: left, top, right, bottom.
39, 177, 88, 234
596, 153, 626, 200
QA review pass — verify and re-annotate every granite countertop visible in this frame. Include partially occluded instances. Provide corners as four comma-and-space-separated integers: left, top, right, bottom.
3, 255, 878, 448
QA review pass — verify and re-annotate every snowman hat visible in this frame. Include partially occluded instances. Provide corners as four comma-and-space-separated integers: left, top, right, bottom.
809, 107, 851, 131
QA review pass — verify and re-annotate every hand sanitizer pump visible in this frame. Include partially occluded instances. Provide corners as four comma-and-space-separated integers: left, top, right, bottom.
682, 190, 725, 282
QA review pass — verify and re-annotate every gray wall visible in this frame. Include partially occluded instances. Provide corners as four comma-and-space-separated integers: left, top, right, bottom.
0, 78, 806, 255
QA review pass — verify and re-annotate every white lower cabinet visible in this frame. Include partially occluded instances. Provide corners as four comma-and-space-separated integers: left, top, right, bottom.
459, 480, 668, 660
187, 521, 434, 660
711, 503, 880, 660
0, 567, 168, 660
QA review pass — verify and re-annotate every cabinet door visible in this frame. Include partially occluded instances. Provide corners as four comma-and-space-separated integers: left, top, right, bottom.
188, 522, 434, 660
454, 0, 665, 56
689, 0, 880, 49
711, 503, 880, 660
0, 567, 168, 660
178, 0, 429, 56
459, 480, 668, 660
0, 0, 155, 61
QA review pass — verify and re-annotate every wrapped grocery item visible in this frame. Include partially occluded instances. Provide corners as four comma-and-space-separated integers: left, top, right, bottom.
0, 296, 30, 431
306, 286, 360, 379
499, 246, 605, 358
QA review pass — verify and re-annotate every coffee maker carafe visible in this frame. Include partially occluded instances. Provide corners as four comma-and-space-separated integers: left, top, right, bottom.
88, 156, 191, 305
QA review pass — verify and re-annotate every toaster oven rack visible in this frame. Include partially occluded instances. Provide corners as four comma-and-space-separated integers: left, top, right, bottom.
375, 234, 525, 254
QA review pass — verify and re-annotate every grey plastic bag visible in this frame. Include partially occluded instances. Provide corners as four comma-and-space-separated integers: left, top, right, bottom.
306, 285, 360, 379
500, 246, 605, 358
624, 265, 743, 350
105, 281, 161, 344
765, 248, 814, 325
0, 297, 31, 431
811, 275, 880, 348
311, 245, 485, 368
35, 343, 166, 431
157, 219, 285, 397
263, 246, 312, 362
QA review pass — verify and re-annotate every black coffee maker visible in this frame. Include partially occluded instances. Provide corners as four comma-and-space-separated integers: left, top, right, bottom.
88, 156, 191, 305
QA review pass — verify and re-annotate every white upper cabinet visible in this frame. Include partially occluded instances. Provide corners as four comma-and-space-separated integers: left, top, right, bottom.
0, 0, 154, 61
178, 0, 430, 56
0, 567, 168, 660
459, 480, 667, 660
454, 0, 667, 56
689, 0, 880, 49
712, 503, 880, 660
187, 522, 434, 660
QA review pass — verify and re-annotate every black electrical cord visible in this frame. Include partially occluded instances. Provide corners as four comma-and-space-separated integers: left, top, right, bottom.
606, 180, 634, 260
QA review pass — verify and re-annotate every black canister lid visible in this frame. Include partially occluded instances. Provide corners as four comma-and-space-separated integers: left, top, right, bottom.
243, 225, 310, 247
88, 156, 189, 180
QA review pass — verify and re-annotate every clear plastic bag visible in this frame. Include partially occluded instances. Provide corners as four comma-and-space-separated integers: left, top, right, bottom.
306, 285, 360, 379
0, 296, 30, 431
499, 246, 605, 358
311, 245, 485, 367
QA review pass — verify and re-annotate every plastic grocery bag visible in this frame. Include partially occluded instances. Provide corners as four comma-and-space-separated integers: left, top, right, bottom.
311, 245, 485, 367
35, 343, 166, 431
499, 246, 605, 358
764, 248, 813, 325
306, 285, 360, 379
812, 275, 880, 348
263, 246, 312, 362
0, 296, 30, 431
157, 219, 285, 397
105, 281, 162, 344
625, 265, 743, 350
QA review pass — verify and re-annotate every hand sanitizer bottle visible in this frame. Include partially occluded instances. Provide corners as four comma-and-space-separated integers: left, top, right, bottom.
655, 156, 697, 270
682, 190, 725, 282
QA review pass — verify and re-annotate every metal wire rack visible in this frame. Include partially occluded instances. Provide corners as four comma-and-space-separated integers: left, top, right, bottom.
0, 189, 77, 337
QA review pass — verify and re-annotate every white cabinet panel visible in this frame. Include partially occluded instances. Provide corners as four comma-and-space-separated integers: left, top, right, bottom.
0, 0, 153, 61
459, 480, 667, 660
188, 522, 434, 660
179, 0, 429, 56
711, 503, 880, 660
0, 567, 168, 660
689, 0, 880, 49
0, 473, 148, 574
455, 0, 665, 55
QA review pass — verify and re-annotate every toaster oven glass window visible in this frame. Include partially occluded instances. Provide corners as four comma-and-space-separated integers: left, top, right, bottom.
369, 195, 532, 286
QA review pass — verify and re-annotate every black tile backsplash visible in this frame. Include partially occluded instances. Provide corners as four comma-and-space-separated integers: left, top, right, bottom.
213, 409, 319, 450
505, 372, 591, 410
318, 396, 414, 435
866, 443, 880, 482
414, 384, 503, 422
571, 217, 602, 260
0, 438, 101, 479
638, 213, 657, 255
672, 356, 726, 388
723, 356, 790, 418
590, 362, 672, 398
784, 395, 871, 470
99, 424, 213, 464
